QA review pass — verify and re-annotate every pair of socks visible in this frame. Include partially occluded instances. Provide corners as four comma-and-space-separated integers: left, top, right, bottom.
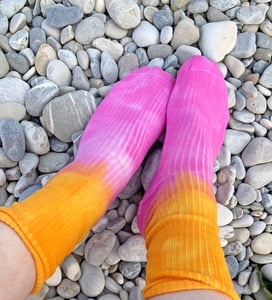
0, 56, 239, 299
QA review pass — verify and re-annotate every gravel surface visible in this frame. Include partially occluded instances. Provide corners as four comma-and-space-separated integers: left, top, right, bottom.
0, 0, 272, 299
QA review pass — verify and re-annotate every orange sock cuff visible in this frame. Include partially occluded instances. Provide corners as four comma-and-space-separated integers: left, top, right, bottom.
0, 161, 113, 294
143, 173, 239, 300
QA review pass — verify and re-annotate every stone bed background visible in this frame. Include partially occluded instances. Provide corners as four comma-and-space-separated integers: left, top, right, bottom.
0, 0, 272, 299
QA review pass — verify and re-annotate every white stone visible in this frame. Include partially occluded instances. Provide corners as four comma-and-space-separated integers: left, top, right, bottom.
217, 203, 233, 226
252, 233, 272, 255
199, 21, 237, 62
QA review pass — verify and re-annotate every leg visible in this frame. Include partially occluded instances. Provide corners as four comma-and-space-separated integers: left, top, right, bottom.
0, 222, 35, 300
138, 56, 239, 300
0, 67, 174, 298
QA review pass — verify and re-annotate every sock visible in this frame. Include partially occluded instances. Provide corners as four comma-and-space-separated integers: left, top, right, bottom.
137, 56, 239, 300
0, 66, 174, 293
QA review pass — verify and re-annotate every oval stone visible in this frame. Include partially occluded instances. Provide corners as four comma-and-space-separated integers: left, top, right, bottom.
0, 103, 26, 121
0, 118, 25, 161
42, 90, 96, 142
252, 233, 272, 255
0, 77, 29, 105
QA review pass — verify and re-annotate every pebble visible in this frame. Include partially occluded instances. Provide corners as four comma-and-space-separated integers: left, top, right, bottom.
84, 230, 116, 266
30, 28, 46, 54
6, 52, 29, 74
0, 77, 29, 105
72, 66, 90, 90
209, 0, 239, 12
9, 28, 29, 51
224, 241, 243, 256
260, 264, 272, 282
259, 63, 272, 88
238, 268, 251, 286
92, 38, 123, 61
105, 0, 141, 29
242, 137, 272, 167
45, 266, 62, 287
118, 53, 138, 79
249, 221, 266, 236
61, 254, 81, 281
0, 148, 17, 168
119, 261, 142, 280
129, 286, 143, 300
9, 13, 26, 33
57, 49, 77, 70
118, 235, 147, 262
236, 6, 266, 25
233, 110, 255, 124
0, 14, 8, 35
231, 214, 254, 228
34, 43, 57, 76
0, 0, 27, 19
105, 276, 121, 294
18, 184, 42, 201
19, 153, 39, 175
246, 92, 267, 114
13, 171, 37, 198
216, 182, 234, 205
21, 120, 50, 155
245, 163, 272, 189
132, 21, 159, 48
0, 102, 26, 121
101, 52, 118, 84
105, 19, 128, 40
0, 118, 25, 162
46, 59, 72, 86
38, 152, 70, 173
56, 278, 80, 298
171, 19, 200, 49
236, 183, 257, 206
226, 255, 239, 279
46, 4, 83, 28
251, 233, 272, 255
217, 203, 233, 226
75, 16, 105, 45
42, 90, 96, 142
79, 261, 105, 297
231, 32, 257, 59
27, 82, 58, 110
199, 21, 237, 61
224, 55, 245, 79
224, 129, 251, 155
153, 9, 173, 30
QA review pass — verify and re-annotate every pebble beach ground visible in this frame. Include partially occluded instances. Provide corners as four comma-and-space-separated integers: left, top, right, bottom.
0, 0, 272, 299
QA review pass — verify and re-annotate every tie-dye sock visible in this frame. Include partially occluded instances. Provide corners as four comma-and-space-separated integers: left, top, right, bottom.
0, 67, 174, 293
138, 56, 239, 300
